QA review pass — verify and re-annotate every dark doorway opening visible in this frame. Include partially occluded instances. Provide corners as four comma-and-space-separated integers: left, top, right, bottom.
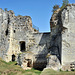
27, 59, 32, 67
33, 62, 47, 71
13, 30, 16, 33
12, 54, 15, 61
20, 41, 26, 52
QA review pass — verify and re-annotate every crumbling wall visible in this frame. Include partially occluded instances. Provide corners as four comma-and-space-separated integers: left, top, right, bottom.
32, 33, 50, 70
17, 32, 51, 70
31, 33, 50, 54
50, 7, 62, 64
0, 9, 10, 61
61, 5, 75, 65
0, 8, 51, 65
49, 4, 75, 71
0, 8, 39, 62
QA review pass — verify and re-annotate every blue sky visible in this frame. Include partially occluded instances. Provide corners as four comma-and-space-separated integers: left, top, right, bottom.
0, 0, 74, 32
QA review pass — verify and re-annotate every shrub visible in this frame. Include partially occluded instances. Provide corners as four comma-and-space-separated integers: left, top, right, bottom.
61, 0, 69, 9
52, 5, 60, 12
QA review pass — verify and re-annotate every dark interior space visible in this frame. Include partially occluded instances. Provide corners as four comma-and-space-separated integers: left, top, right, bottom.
13, 30, 16, 33
5, 29, 8, 36
20, 41, 26, 52
12, 54, 15, 61
33, 61, 47, 71
26, 59, 32, 67
33, 54, 47, 71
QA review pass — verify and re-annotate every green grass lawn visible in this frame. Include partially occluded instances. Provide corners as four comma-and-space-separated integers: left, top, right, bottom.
1, 58, 75, 75
41, 69, 75, 75
0, 58, 41, 75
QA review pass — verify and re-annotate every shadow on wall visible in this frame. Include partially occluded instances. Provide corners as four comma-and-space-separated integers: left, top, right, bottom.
50, 10, 63, 64
49, 32, 62, 63
33, 33, 51, 71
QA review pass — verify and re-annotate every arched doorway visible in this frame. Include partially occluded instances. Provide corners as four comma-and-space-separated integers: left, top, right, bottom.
20, 41, 26, 52
12, 54, 15, 61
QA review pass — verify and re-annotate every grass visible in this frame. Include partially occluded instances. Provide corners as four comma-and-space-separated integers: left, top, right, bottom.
41, 68, 75, 75
1, 58, 75, 75
0, 58, 41, 75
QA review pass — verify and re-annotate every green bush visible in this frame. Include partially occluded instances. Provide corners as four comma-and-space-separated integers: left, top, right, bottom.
52, 5, 59, 12
61, 0, 69, 9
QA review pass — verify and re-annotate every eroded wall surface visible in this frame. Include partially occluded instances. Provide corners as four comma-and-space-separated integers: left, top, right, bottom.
17, 32, 51, 70
0, 8, 39, 62
61, 5, 75, 65
50, 4, 75, 66
0, 8, 51, 63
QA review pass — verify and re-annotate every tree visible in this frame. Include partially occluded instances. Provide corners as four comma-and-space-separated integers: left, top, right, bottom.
62, 0, 69, 7
52, 5, 59, 12
60, 0, 69, 10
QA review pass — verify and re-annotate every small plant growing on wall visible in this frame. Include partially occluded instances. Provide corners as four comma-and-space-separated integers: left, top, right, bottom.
52, 5, 59, 13
18, 15, 22, 17
4, 8, 7, 11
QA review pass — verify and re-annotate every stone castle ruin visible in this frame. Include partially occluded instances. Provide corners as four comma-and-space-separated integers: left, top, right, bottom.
0, 4, 75, 71
0, 8, 50, 70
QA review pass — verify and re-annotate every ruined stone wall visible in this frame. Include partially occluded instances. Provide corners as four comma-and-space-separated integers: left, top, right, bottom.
6, 15, 39, 62
31, 33, 50, 70
0, 9, 10, 61
61, 5, 75, 65
0, 8, 51, 64
31, 33, 50, 55
50, 4, 75, 66
0, 8, 39, 62
17, 32, 51, 70
50, 8, 62, 64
